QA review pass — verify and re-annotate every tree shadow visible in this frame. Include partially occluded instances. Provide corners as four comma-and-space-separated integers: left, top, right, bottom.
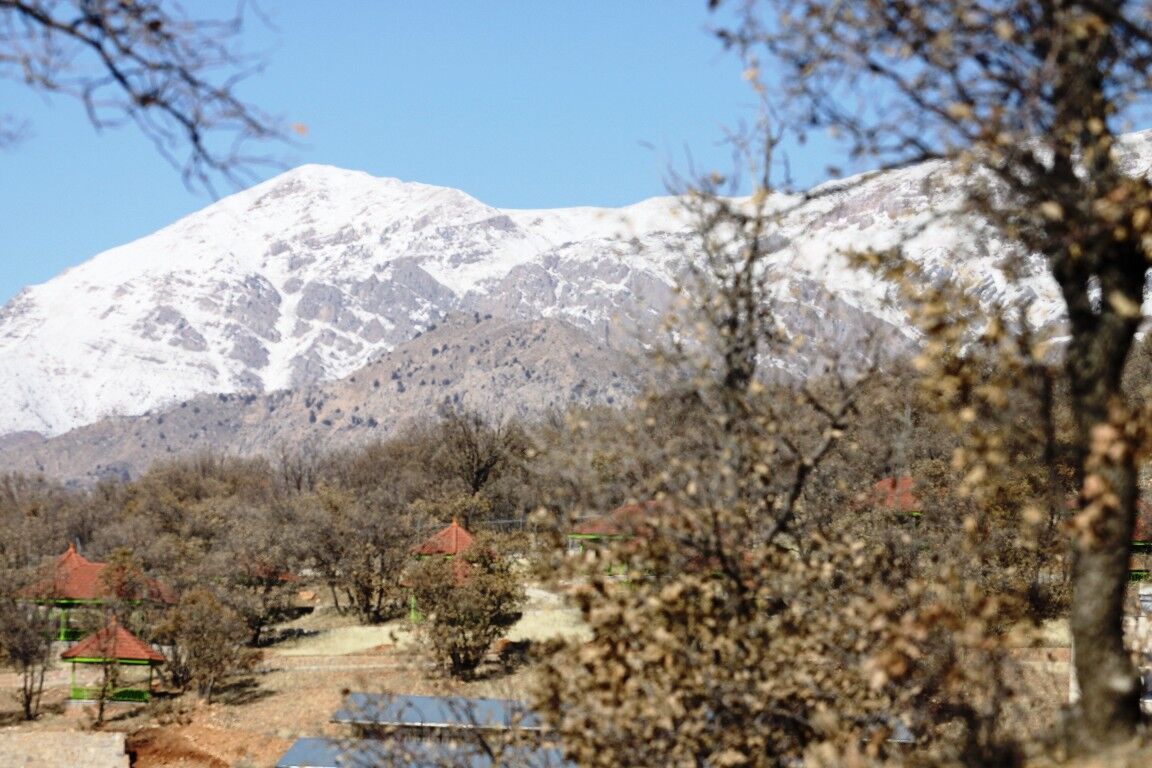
0, 697, 67, 725
0, 710, 28, 726
213, 676, 274, 706
256, 626, 320, 648
461, 638, 533, 681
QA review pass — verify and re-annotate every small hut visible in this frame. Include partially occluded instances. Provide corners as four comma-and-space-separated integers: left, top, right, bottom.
566, 501, 658, 555
414, 518, 474, 558
60, 617, 165, 702
409, 519, 475, 621
871, 476, 922, 518
21, 544, 175, 640
1129, 502, 1152, 581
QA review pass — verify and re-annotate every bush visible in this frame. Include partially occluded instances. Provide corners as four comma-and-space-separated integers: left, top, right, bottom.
410, 537, 524, 678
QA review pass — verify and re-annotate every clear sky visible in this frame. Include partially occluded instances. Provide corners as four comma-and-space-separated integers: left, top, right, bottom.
0, 3, 814, 305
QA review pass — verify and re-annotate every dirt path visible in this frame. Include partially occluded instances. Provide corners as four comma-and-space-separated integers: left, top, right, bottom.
0, 584, 587, 767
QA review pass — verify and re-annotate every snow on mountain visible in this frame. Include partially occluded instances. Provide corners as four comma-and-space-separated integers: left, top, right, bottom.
14, 133, 1152, 440
0, 165, 702, 436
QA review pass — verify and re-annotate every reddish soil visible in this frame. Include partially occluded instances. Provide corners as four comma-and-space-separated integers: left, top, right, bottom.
0, 619, 538, 767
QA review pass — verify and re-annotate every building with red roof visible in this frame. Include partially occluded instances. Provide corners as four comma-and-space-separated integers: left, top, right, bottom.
408, 519, 477, 621
61, 616, 165, 702
1128, 501, 1152, 581
414, 519, 474, 557
21, 544, 176, 640
22, 543, 107, 603
870, 476, 922, 516
22, 543, 176, 604
567, 501, 660, 557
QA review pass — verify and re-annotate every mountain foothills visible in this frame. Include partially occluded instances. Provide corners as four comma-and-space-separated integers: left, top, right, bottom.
7, 135, 1152, 482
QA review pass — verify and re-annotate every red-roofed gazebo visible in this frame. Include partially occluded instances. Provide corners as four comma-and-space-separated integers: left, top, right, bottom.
21, 544, 175, 640
22, 543, 106, 603
414, 519, 474, 557
567, 501, 660, 555
61, 617, 165, 702
871, 476, 922, 516
408, 519, 476, 622
1127, 501, 1152, 580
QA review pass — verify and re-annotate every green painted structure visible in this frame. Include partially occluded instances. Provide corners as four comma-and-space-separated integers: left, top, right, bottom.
21, 544, 175, 640
60, 617, 165, 702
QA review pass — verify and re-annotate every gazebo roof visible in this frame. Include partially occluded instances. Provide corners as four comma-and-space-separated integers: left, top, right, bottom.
571, 501, 660, 538
871, 476, 921, 513
414, 519, 474, 557
21, 544, 176, 604
61, 618, 165, 664
22, 543, 107, 601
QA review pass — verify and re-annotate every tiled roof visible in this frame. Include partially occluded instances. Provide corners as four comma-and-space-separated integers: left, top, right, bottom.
61, 617, 165, 664
20, 544, 176, 603
871, 476, 921, 513
414, 519, 474, 556
21, 544, 107, 601
571, 501, 660, 537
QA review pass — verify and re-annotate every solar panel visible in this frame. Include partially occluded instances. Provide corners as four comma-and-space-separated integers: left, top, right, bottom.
332, 693, 543, 731
276, 737, 570, 768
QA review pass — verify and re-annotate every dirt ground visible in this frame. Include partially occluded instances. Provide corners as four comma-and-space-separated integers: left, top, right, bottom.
0, 584, 583, 768
0, 587, 1090, 768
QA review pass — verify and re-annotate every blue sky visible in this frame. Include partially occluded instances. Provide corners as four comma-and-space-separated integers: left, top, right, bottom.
0, 3, 817, 305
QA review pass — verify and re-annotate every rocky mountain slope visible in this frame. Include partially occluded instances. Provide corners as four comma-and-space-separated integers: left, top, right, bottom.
7, 134, 1152, 482
0, 313, 643, 483
0, 165, 691, 438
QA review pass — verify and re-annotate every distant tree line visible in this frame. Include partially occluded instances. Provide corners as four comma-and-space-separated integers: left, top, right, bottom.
0, 342, 1124, 734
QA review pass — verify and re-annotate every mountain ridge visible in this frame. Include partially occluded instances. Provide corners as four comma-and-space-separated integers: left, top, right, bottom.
0, 165, 701, 437
9, 136, 1152, 478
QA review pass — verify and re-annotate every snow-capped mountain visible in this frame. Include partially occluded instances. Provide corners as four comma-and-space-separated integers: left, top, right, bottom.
8, 134, 1152, 441
0, 165, 694, 437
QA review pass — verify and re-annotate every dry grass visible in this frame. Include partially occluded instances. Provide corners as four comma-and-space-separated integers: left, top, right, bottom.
0, 582, 582, 767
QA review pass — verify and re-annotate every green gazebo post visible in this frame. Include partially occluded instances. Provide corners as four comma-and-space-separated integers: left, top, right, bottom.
409, 518, 475, 622
60, 616, 166, 702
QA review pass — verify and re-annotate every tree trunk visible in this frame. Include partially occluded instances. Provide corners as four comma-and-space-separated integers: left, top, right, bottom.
1062, 253, 1144, 751
1068, 455, 1140, 751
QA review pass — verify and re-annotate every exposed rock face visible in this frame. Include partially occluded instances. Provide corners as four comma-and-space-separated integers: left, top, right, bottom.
0, 315, 648, 484
11, 133, 1151, 445
136, 306, 208, 351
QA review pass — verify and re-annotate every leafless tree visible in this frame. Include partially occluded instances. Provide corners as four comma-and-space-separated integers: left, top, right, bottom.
0, 595, 53, 720
0, 0, 284, 189
711, 0, 1152, 751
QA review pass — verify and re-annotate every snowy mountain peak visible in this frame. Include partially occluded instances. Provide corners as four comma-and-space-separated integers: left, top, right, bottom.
0, 148, 1088, 440
0, 166, 699, 437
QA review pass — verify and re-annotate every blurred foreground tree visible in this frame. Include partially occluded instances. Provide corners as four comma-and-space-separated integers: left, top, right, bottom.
0, 0, 282, 188
711, 0, 1152, 752
535, 183, 934, 765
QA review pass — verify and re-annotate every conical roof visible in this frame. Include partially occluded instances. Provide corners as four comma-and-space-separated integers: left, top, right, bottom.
872, 476, 921, 513
414, 519, 474, 556
21, 543, 107, 601
20, 544, 177, 604
61, 617, 165, 664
